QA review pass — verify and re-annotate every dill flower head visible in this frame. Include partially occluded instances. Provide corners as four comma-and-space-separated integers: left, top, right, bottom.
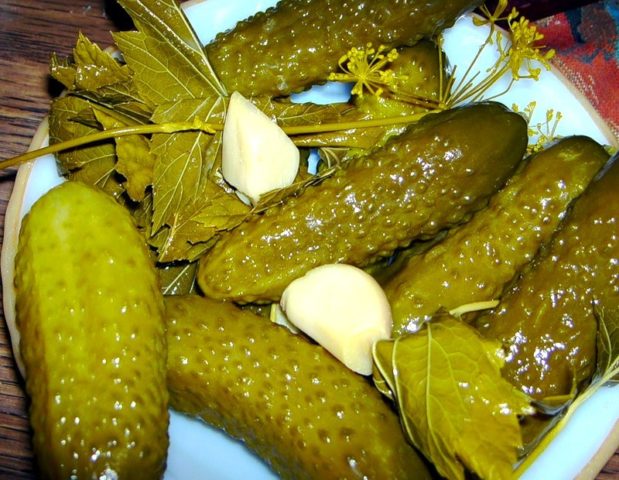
328, 43, 398, 97
507, 16, 555, 80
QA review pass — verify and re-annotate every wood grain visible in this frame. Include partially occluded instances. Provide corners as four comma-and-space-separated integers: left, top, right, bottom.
0, 0, 616, 478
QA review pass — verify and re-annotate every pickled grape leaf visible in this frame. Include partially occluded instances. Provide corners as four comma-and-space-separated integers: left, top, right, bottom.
114, 0, 225, 106
595, 306, 619, 382
255, 97, 398, 151
49, 97, 111, 172
254, 97, 353, 126
118, 0, 225, 98
252, 167, 330, 213
151, 180, 249, 263
373, 318, 533, 480
50, 34, 151, 123
93, 108, 154, 202
158, 262, 197, 296
49, 97, 124, 199
190, 181, 250, 231
68, 158, 125, 199
51, 33, 131, 91
131, 190, 154, 239
150, 97, 226, 233
113, 31, 201, 106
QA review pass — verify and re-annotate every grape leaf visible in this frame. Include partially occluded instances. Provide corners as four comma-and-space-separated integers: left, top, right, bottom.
373, 318, 533, 480
252, 97, 394, 151
130, 189, 154, 239
595, 306, 619, 383
49, 97, 110, 171
49, 96, 124, 199
93, 107, 154, 202
118, 0, 224, 95
190, 181, 250, 231
158, 261, 197, 296
113, 0, 225, 106
51, 33, 131, 91
50, 33, 151, 123
151, 179, 249, 263
149, 97, 226, 233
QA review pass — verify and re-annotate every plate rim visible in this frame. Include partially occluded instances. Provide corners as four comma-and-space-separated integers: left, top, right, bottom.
1, 1, 617, 477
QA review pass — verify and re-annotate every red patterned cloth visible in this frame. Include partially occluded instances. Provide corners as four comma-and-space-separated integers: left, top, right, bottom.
536, 1, 619, 139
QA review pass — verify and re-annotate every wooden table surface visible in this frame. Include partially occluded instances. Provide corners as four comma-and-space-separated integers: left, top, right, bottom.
0, 0, 617, 478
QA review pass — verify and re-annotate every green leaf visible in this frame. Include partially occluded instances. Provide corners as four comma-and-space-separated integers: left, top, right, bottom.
158, 261, 197, 296
93, 107, 154, 202
151, 180, 249, 263
130, 189, 154, 239
595, 306, 619, 382
150, 97, 225, 233
373, 319, 532, 480
49, 97, 109, 170
49, 96, 124, 199
50, 33, 151, 123
252, 97, 389, 151
190, 181, 250, 231
113, 0, 225, 105
51, 33, 131, 91
68, 159, 125, 199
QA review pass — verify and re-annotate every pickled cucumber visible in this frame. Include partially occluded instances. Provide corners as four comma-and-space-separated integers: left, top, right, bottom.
205, 0, 481, 97
474, 157, 619, 399
198, 102, 527, 303
165, 294, 431, 480
386, 136, 610, 335
14, 181, 168, 478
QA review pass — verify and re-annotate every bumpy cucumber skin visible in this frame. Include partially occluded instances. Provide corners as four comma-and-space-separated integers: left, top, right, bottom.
386, 136, 610, 335
15, 181, 168, 478
205, 0, 481, 97
475, 158, 619, 399
166, 295, 431, 480
198, 102, 527, 302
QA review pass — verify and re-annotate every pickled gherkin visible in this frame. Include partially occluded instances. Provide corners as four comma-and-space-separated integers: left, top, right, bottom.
166, 295, 431, 480
14, 182, 168, 479
198, 102, 527, 303
205, 0, 481, 97
385, 136, 610, 335
475, 157, 619, 399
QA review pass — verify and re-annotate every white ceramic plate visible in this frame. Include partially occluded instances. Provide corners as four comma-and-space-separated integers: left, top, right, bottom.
2, 1, 618, 478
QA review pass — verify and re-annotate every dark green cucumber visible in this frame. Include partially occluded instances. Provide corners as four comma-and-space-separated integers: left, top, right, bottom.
475, 156, 619, 399
205, 0, 481, 97
197, 102, 527, 302
166, 295, 431, 480
385, 136, 610, 335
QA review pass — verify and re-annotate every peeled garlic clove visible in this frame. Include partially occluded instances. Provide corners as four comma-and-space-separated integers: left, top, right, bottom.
280, 264, 392, 375
222, 91, 300, 204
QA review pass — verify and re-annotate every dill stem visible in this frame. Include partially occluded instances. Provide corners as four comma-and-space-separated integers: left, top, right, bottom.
449, 26, 495, 100
283, 113, 429, 135
0, 121, 221, 170
385, 89, 441, 110
0, 113, 431, 171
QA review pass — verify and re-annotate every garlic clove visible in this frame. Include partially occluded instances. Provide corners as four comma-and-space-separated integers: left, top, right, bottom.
222, 91, 300, 204
280, 264, 392, 375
